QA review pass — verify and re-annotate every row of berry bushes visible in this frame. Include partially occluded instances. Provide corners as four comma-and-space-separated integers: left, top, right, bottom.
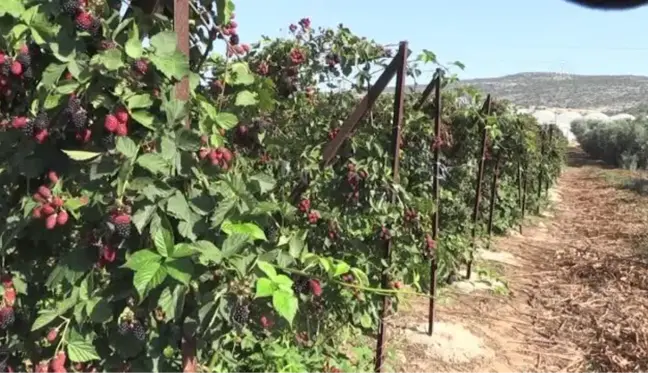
0, 0, 566, 372
571, 118, 648, 169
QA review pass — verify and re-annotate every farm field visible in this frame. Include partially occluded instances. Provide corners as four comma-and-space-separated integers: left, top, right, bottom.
0, 0, 647, 372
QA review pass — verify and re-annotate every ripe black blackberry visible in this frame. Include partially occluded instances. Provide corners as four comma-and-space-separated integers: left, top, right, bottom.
0, 308, 14, 330
231, 303, 250, 325
117, 321, 130, 335
111, 214, 132, 239
67, 96, 81, 112
21, 119, 34, 137
16, 54, 30, 69
264, 224, 279, 243
292, 276, 309, 294
34, 112, 49, 130
101, 132, 115, 149
0, 60, 10, 76
70, 108, 87, 130
23, 67, 33, 80
62, 0, 81, 15
229, 34, 240, 45
131, 321, 146, 341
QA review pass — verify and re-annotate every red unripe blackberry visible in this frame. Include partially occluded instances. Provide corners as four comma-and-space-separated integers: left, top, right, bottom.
10, 61, 22, 76
45, 214, 58, 230
42, 204, 56, 216
104, 114, 118, 132
111, 213, 131, 239
46, 328, 59, 343
260, 315, 272, 329
308, 279, 322, 296
38, 185, 52, 199
53, 196, 66, 209
34, 129, 49, 144
133, 59, 148, 75
199, 148, 210, 159
115, 122, 128, 136
0, 307, 14, 329
241, 44, 250, 53
56, 210, 69, 226
35, 362, 49, 373
3, 287, 15, 306
32, 206, 42, 219
48, 171, 59, 184
76, 128, 92, 143
75, 12, 94, 32
11, 116, 27, 129
219, 147, 233, 163
307, 210, 320, 224
298, 199, 310, 213
51, 351, 66, 371
114, 106, 129, 123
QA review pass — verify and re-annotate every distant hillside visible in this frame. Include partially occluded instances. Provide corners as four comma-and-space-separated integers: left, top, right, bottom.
401, 72, 648, 114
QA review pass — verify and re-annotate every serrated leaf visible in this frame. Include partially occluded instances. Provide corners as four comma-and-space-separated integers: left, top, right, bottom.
0, 0, 25, 17
116, 137, 139, 159
98, 48, 124, 71
210, 197, 236, 227
125, 24, 142, 59
137, 153, 169, 175
249, 173, 275, 194
235, 90, 258, 106
256, 261, 277, 279
40, 63, 66, 89
152, 215, 174, 257
158, 285, 186, 322
61, 150, 101, 161
221, 220, 266, 241
127, 94, 153, 110
228, 62, 254, 86
167, 192, 192, 221
67, 339, 100, 362
221, 233, 249, 258
255, 278, 274, 298
214, 112, 238, 129
149, 31, 177, 56
131, 110, 156, 130
30, 311, 57, 331
134, 261, 167, 299
164, 258, 193, 285
150, 52, 189, 80
171, 243, 198, 258
272, 289, 298, 325
123, 249, 162, 270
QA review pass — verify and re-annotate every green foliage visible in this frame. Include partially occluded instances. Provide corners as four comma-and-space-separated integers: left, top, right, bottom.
0, 2, 565, 372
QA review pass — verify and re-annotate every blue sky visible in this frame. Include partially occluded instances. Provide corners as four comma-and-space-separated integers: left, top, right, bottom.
231, 0, 648, 82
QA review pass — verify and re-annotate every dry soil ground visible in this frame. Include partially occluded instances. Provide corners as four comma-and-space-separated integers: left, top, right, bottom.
386, 148, 648, 372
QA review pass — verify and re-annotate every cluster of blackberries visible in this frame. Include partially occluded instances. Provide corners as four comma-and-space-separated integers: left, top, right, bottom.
117, 319, 146, 341
231, 303, 250, 325
62, 0, 102, 37
63, 96, 88, 131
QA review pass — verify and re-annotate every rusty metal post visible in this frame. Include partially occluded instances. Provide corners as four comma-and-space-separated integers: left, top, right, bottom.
466, 95, 492, 280
536, 126, 546, 214
374, 41, 407, 373
486, 154, 502, 250
544, 126, 554, 196
427, 69, 442, 336
174, 1, 195, 373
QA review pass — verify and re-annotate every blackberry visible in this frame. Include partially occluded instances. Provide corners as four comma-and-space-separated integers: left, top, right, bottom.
131, 321, 146, 341
67, 96, 81, 112
264, 224, 279, 243
111, 213, 132, 239
231, 303, 250, 325
229, 34, 240, 45
0, 307, 14, 330
117, 321, 130, 335
34, 112, 49, 130
70, 108, 87, 130
22, 120, 34, 137
62, 0, 81, 15
0, 61, 10, 76
292, 276, 309, 294
16, 54, 30, 68
23, 67, 33, 80
101, 132, 115, 149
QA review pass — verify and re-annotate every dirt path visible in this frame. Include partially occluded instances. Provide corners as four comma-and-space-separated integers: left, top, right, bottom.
388, 149, 648, 373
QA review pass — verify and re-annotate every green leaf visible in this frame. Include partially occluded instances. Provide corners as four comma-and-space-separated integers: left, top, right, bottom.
158, 285, 186, 322
150, 52, 189, 80
116, 137, 139, 159
164, 258, 193, 285
221, 220, 266, 241
134, 261, 167, 299
250, 173, 276, 194
256, 261, 277, 279
61, 150, 101, 161
0, 0, 25, 17
216, 0, 235, 26
137, 154, 169, 175
221, 233, 249, 258
123, 249, 162, 270
211, 197, 237, 227
214, 112, 238, 130
125, 24, 143, 59
98, 48, 124, 71
40, 63, 66, 89
272, 290, 298, 325
171, 243, 198, 258
67, 339, 100, 362
176, 129, 202, 151
167, 192, 192, 221
255, 278, 274, 298
152, 215, 174, 257
289, 233, 306, 258
228, 62, 255, 86
31, 311, 57, 331
63, 197, 88, 212
150, 31, 177, 56
234, 90, 258, 106
131, 110, 156, 129
127, 94, 153, 110
193, 241, 222, 264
